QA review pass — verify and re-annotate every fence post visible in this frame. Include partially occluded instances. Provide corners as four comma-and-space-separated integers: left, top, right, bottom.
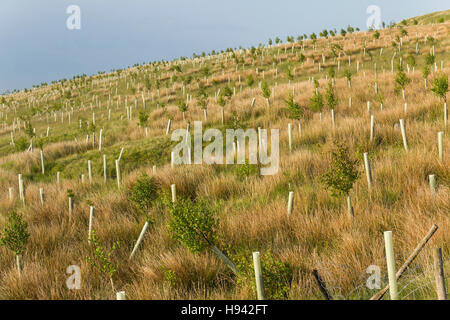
312, 269, 333, 300
433, 248, 447, 300
252, 252, 265, 300
384, 231, 399, 300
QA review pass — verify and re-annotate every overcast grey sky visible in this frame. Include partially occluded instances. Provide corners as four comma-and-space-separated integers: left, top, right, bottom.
0, 0, 448, 93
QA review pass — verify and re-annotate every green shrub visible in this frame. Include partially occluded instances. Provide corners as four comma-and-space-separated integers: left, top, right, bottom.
14, 136, 29, 152
430, 74, 448, 102
138, 110, 149, 127
86, 230, 119, 291
321, 141, 359, 197
168, 198, 217, 253
325, 82, 338, 110
309, 90, 324, 113
129, 174, 161, 221
234, 250, 292, 300
425, 53, 435, 66
235, 159, 259, 180
0, 211, 29, 256
284, 94, 303, 120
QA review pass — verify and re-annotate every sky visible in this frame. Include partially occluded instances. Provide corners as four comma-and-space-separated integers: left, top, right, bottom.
0, 0, 448, 93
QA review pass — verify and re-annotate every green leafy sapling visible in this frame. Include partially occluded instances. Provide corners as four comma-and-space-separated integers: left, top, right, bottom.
86, 230, 119, 292
395, 69, 411, 98
309, 88, 324, 116
246, 75, 255, 87
425, 53, 435, 66
261, 81, 271, 107
0, 211, 30, 276
325, 81, 339, 110
138, 110, 149, 128
430, 74, 448, 102
177, 99, 188, 121
284, 94, 303, 120
197, 85, 209, 118
167, 197, 239, 274
422, 65, 430, 88
129, 174, 161, 223
320, 141, 359, 215
344, 69, 352, 88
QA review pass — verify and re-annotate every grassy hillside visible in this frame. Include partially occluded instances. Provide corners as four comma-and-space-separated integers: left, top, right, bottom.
0, 14, 448, 300
402, 9, 450, 25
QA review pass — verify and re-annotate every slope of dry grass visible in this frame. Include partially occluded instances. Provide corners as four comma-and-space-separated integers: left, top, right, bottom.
0, 18, 448, 300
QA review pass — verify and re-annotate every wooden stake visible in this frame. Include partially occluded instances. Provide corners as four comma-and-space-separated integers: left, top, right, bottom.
433, 248, 447, 300
312, 269, 333, 300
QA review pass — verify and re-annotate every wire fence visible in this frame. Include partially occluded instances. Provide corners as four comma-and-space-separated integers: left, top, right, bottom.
314, 258, 449, 300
